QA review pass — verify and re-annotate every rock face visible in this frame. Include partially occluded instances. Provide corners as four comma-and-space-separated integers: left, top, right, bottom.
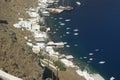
0, 0, 43, 80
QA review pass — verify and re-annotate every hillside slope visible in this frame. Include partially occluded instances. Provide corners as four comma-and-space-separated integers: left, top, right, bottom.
0, 0, 43, 80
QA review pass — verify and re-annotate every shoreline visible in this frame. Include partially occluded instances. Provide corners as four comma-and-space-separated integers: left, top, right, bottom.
12, 0, 105, 80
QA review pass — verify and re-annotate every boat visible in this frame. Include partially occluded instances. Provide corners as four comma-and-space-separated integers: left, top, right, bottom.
66, 45, 70, 47
46, 8, 64, 14
74, 33, 79, 35
58, 0, 73, 11
76, 1, 81, 5
73, 29, 79, 32
65, 19, 71, 22
110, 76, 115, 80
89, 53, 94, 56
59, 6, 73, 11
66, 32, 70, 34
99, 61, 105, 64
60, 23, 65, 26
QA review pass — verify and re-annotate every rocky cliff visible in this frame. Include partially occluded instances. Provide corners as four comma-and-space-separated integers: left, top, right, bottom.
0, 0, 43, 80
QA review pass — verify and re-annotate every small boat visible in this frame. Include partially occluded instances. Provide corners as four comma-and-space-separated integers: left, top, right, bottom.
74, 44, 78, 46
89, 58, 93, 61
73, 29, 79, 32
89, 53, 94, 56
47, 8, 64, 14
76, 1, 81, 5
99, 61, 105, 64
110, 76, 115, 80
59, 17, 63, 19
66, 27, 70, 30
74, 33, 79, 35
60, 23, 65, 26
65, 19, 71, 22
59, 6, 73, 11
95, 49, 99, 52
66, 45, 70, 47
66, 32, 70, 34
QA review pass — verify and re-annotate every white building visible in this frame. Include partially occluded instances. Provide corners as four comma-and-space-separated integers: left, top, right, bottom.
32, 45, 40, 53
60, 58, 75, 67
31, 23, 40, 31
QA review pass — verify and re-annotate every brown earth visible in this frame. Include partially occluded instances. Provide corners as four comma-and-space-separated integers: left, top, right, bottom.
0, 0, 43, 80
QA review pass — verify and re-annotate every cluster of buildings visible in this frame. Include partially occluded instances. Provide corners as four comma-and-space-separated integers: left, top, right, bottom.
12, 0, 105, 80
13, 0, 75, 68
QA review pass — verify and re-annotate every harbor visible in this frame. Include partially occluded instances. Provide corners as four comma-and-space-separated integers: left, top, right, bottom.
12, 0, 105, 80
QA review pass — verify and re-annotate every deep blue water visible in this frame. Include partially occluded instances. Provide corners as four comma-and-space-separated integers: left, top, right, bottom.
46, 0, 120, 79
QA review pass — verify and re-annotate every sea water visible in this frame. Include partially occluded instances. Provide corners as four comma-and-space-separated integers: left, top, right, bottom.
45, 0, 120, 79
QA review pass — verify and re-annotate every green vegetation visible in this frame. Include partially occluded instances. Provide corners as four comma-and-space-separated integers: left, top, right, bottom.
54, 60, 66, 71
38, 21, 44, 26
40, 27, 46, 32
38, 52, 44, 59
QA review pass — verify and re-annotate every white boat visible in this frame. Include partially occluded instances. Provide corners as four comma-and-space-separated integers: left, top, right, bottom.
76, 1, 81, 5
60, 23, 65, 26
59, 6, 73, 11
89, 58, 93, 61
66, 45, 70, 47
95, 49, 99, 52
66, 32, 70, 34
89, 53, 94, 56
73, 29, 79, 32
99, 61, 105, 64
74, 33, 79, 35
59, 17, 63, 19
65, 19, 71, 22
74, 44, 78, 46
110, 76, 115, 80
46, 8, 64, 14
66, 27, 70, 30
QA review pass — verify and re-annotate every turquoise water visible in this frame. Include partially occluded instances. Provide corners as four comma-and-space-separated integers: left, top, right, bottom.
45, 0, 120, 79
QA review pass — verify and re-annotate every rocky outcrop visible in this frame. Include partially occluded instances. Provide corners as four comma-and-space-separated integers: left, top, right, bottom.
0, 0, 43, 80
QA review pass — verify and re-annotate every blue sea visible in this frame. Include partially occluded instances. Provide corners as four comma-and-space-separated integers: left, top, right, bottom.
46, 0, 120, 79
